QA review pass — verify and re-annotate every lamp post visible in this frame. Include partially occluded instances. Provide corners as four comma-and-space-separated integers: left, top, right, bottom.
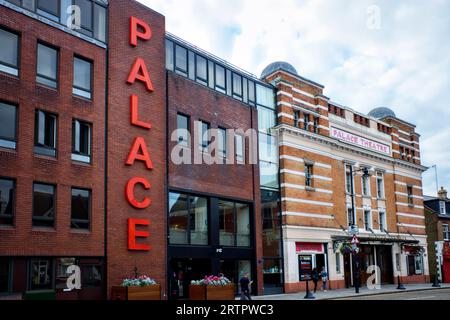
348, 166, 371, 294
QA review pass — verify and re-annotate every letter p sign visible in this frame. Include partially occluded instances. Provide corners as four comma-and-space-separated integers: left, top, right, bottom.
130, 16, 152, 47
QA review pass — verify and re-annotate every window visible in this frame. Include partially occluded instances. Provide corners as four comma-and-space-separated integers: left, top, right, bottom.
439, 201, 446, 215
379, 211, 386, 232
72, 119, 92, 163
0, 102, 17, 149
74, 0, 93, 33
361, 172, 370, 196
376, 172, 385, 198
232, 73, 242, 99
37, 0, 59, 17
407, 254, 423, 276
165, 39, 174, 70
33, 183, 55, 228
34, 110, 57, 157
30, 259, 53, 291
176, 114, 190, 147
168, 192, 208, 246
258, 106, 276, 134
218, 127, 227, 158
219, 200, 250, 247
73, 56, 92, 99
198, 121, 210, 152
364, 210, 372, 230
303, 113, 310, 131
256, 84, 275, 109
93, 3, 107, 42
248, 81, 255, 104
235, 134, 244, 164
313, 117, 319, 133
0, 178, 15, 225
195, 55, 207, 84
215, 64, 226, 93
345, 165, 354, 194
347, 207, 354, 226
293, 111, 300, 128
36, 43, 58, 88
175, 45, 187, 75
305, 164, 313, 188
0, 28, 19, 76
71, 188, 90, 230
407, 186, 414, 205
0, 258, 11, 293
335, 253, 341, 274
443, 224, 449, 241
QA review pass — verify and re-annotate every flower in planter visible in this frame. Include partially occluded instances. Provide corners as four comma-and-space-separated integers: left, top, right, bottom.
191, 275, 232, 286
122, 275, 157, 287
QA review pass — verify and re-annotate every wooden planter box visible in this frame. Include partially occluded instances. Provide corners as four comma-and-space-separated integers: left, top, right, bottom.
111, 285, 161, 301
189, 284, 235, 300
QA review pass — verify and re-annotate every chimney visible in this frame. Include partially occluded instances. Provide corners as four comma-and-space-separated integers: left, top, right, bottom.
438, 187, 448, 200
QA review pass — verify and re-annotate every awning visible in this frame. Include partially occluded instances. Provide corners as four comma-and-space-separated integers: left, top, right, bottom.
331, 234, 419, 245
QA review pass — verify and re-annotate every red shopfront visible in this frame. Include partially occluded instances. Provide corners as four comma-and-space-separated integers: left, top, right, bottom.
296, 243, 327, 276
443, 242, 450, 283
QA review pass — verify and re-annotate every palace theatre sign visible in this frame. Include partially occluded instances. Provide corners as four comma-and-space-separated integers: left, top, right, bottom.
125, 16, 156, 252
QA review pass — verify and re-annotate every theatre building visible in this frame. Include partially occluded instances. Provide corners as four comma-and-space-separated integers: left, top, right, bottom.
261, 62, 429, 292
0, 0, 284, 299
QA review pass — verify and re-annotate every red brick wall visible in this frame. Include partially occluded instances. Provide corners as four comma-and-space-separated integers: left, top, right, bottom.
0, 5, 106, 257
106, 1, 167, 298
167, 73, 264, 294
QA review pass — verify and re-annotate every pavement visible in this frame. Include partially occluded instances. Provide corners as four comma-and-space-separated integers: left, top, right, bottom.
251, 283, 450, 300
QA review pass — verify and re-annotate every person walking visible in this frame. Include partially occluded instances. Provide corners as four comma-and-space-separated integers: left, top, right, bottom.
321, 267, 328, 292
239, 272, 252, 300
311, 268, 319, 293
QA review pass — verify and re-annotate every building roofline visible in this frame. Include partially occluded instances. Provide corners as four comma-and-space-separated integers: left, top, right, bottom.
264, 69, 325, 89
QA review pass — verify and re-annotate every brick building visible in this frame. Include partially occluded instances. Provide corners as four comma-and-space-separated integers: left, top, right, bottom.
0, 0, 430, 300
261, 62, 429, 292
424, 187, 450, 283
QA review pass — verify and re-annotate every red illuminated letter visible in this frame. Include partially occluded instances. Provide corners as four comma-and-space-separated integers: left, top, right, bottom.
130, 16, 152, 47
130, 95, 151, 129
127, 58, 154, 92
126, 137, 154, 170
125, 177, 151, 209
128, 218, 151, 251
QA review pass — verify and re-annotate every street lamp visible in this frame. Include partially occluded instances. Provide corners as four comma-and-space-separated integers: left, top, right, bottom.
348, 165, 371, 294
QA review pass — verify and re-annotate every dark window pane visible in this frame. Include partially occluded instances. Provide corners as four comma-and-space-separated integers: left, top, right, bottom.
248, 81, 255, 102
169, 193, 188, 245
233, 73, 242, 97
71, 188, 90, 229
175, 45, 187, 74
72, 120, 91, 163
0, 28, 19, 76
74, 0, 93, 30
218, 128, 226, 157
34, 110, 57, 156
0, 102, 17, 146
236, 203, 250, 247
33, 184, 55, 228
177, 114, 189, 146
199, 121, 210, 151
81, 264, 102, 287
188, 51, 195, 80
219, 200, 235, 246
73, 57, 92, 99
0, 179, 14, 225
30, 259, 53, 290
189, 197, 208, 245
215, 64, 225, 90
37, 0, 58, 16
0, 258, 10, 293
196, 55, 207, 82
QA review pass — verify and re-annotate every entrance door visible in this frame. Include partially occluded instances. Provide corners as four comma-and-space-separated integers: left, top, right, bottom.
169, 259, 211, 300
343, 253, 352, 288
443, 257, 450, 283
376, 246, 393, 284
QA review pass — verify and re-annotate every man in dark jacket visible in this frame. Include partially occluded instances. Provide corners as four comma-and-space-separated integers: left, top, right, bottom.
239, 272, 252, 300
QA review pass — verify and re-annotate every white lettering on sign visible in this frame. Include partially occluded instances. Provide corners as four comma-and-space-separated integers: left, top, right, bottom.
330, 127, 391, 155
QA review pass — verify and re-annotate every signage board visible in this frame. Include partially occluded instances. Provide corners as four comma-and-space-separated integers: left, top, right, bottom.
298, 255, 313, 281
330, 127, 391, 156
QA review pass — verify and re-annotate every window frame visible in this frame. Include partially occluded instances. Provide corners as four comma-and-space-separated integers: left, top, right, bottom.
217, 127, 227, 159
72, 55, 93, 100
0, 101, 18, 150
214, 63, 226, 94
36, 0, 60, 20
345, 164, 354, 195
379, 211, 386, 232
0, 26, 20, 77
235, 134, 245, 164
176, 113, 190, 147
0, 177, 15, 226
407, 185, 414, 206
439, 201, 446, 215
32, 182, 56, 228
174, 44, 188, 76
361, 171, 371, 197
364, 209, 372, 231
219, 199, 251, 248
232, 72, 243, 100
34, 109, 58, 157
443, 224, 449, 241
72, 0, 94, 34
70, 187, 91, 231
195, 54, 208, 85
303, 113, 310, 131
376, 171, 385, 199
198, 120, 210, 153
71, 119, 92, 164
304, 164, 313, 188
36, 41, 59, 89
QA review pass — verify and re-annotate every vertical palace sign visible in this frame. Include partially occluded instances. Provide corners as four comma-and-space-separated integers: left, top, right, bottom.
125, 16, 155, 251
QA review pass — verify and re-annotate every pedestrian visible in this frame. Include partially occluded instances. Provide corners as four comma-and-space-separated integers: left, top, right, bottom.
311, 268, 319, 293
239, 272, 253, 300
321, 267, 328, 292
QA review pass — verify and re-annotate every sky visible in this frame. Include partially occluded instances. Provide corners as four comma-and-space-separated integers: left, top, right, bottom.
138, 0, 450, 196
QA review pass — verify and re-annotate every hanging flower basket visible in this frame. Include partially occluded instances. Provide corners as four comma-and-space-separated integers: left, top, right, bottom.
339, 241, 359, 255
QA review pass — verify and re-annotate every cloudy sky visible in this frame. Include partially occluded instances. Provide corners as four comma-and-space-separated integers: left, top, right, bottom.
139, 0, 450, 196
